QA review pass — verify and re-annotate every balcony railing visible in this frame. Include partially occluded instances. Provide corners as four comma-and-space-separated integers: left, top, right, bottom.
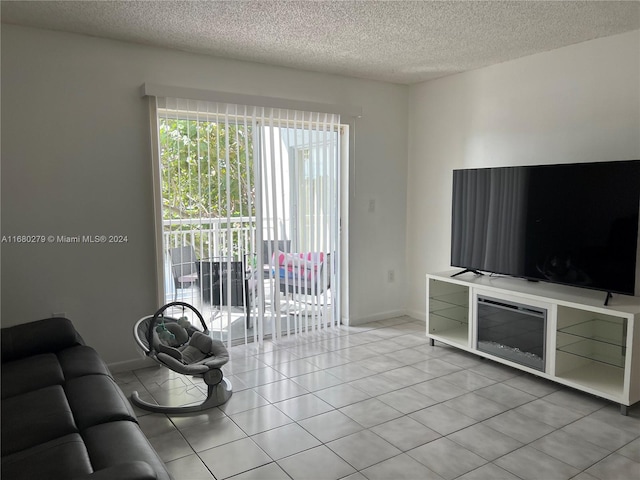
161, 215, 335, 343
163, 216, 256, 260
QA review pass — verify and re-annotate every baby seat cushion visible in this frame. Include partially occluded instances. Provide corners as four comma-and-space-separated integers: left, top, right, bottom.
155, 323, 228, 369
131, 302, 233, 413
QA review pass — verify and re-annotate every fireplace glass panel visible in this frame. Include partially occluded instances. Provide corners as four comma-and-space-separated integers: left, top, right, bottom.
477, 296, 546, 371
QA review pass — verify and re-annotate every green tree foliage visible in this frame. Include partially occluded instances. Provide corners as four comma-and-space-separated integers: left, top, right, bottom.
159, 118, 255, 220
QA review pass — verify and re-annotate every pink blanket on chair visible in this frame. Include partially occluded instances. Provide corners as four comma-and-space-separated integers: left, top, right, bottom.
274, 251, 325, 282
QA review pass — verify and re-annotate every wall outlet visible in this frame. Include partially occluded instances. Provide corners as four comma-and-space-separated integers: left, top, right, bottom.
387, 269, 395, 283
368, 199, 376, 213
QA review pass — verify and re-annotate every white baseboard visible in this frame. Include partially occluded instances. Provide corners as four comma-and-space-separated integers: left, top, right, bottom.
346, 309, 408, 326
406, 308, 426, 322
107, 356, 156, 373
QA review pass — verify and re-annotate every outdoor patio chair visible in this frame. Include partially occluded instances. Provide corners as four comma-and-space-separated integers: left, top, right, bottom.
261, 239, 292, 278
276, 251, 331, 297
170, 245, 199, 301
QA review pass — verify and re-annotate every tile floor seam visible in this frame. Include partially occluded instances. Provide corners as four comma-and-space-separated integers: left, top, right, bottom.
525, 430, 613, 474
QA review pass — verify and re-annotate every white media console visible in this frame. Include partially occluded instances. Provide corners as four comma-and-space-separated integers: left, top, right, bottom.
426, 271, 640, 414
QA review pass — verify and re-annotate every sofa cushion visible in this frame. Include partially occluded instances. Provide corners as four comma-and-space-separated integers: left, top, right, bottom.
1, 385, 77, 456
74, 461, 159, 480
65, 375, 137, 429
83, 421, 171, 480
1, 353, 64, 399
1, 317, 83, 362
1, 433, 92, 480
58, 344, 112, 379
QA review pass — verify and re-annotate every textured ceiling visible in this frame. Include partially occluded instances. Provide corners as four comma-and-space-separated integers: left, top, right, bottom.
2, 1, 639, 84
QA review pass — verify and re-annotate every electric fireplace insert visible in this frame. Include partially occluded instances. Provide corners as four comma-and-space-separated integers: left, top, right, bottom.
476, 296, 547, 372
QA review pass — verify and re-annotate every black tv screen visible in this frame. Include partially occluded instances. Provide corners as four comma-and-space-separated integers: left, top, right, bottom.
451, 160, 640, 296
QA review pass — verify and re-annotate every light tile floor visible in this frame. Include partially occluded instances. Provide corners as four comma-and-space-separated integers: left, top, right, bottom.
114, 316, 640, 480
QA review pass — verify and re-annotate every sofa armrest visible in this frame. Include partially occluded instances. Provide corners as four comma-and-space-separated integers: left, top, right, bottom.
1, 317, 84, 363
73, 462, 158, 480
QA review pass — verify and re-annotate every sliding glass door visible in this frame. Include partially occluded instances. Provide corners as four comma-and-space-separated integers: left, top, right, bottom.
152, 97, 342, 347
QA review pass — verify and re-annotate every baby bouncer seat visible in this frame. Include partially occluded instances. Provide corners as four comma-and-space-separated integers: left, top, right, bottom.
131, 302, 232, 413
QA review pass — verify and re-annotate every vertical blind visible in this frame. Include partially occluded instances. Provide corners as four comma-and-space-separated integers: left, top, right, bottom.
153, 96, 341, 347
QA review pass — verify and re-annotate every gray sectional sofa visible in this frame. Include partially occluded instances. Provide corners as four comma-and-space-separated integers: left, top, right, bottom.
1, 317, 171, 480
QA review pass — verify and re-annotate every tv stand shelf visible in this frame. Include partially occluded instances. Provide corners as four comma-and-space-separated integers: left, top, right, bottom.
558, 318, 625, 347
556, 317, 626, 368
426, 271, 640, 415
427, 280, 469, 348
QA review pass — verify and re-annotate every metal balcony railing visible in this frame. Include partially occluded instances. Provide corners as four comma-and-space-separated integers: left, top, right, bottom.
163, 216, 256, 261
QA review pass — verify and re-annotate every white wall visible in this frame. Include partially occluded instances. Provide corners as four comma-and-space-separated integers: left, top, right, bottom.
406, 30, 640, 319
1, 25, 408, 365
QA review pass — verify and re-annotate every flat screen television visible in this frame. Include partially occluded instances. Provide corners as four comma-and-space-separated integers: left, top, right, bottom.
451, 160, 640, 297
